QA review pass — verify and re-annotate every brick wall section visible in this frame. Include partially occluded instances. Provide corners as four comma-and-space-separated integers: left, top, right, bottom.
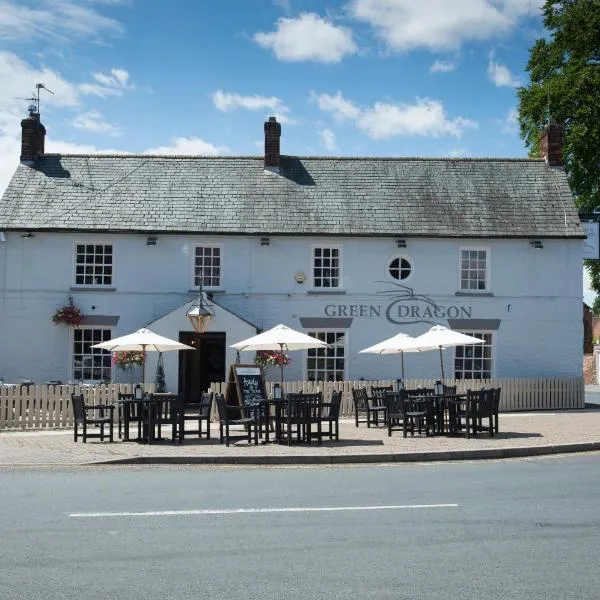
539, 123, 564, 167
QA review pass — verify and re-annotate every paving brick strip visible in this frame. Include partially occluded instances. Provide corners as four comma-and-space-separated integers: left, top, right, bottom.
2, 410, 600, 467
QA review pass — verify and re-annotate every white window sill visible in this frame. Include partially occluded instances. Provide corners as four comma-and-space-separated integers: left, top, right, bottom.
70, 286, 116, 292
455, 291, 494, 297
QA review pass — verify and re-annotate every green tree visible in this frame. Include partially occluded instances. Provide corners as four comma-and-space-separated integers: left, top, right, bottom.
518, 0, 600, 290
593, 295, 600, 315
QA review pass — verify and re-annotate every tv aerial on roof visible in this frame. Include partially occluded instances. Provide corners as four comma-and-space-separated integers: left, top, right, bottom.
15, 82, 54, 116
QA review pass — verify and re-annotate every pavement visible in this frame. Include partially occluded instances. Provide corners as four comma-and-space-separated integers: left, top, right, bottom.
2, 387, 600, 467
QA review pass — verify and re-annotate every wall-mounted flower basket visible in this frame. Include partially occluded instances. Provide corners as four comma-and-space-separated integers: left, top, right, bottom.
254, 350, 291, 368
51, 301, 83, 327
112, 351, 144, 371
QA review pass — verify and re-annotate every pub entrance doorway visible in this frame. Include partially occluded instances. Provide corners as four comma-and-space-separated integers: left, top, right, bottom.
178, 331, 226, 401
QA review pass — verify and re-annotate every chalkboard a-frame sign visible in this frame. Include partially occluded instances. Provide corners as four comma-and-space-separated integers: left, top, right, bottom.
226, 364, 268, 409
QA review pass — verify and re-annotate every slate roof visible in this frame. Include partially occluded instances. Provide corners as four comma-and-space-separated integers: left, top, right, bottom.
0, 153, 583, 238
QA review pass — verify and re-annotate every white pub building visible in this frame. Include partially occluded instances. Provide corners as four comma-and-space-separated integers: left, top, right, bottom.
0, 112, 584, 398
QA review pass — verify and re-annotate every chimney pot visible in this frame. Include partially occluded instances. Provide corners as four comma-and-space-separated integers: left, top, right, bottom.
539, 123, 563, 167
20, 113, 46, 164
264, 116, 281, 172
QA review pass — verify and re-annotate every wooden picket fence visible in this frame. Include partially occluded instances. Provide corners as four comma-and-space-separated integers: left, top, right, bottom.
0, 376, 584, 431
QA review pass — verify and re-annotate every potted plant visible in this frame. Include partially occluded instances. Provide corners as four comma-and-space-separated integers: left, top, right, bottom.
51, 301, 83, 327
254, 350, 291, 369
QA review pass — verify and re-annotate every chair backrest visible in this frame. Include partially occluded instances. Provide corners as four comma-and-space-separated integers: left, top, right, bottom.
351, 387, 369, 410
371, 386, 393, 400
71, 393, 85, 423
492, 388, 501, 412
384, 390, 404, 415
214, 393, 228, 422
443, 385, 457, 396
199, 392, 214, 417
118, 392, 133, 400
328, 391, 342, 419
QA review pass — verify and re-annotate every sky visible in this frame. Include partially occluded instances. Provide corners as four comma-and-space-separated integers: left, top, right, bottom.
0, 0, 594, 302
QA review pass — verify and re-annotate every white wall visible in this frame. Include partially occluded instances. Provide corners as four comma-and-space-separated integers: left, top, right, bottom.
0, 231, 583, 384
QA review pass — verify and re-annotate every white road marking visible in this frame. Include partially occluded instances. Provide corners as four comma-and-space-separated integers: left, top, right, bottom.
69, 503, 459, 518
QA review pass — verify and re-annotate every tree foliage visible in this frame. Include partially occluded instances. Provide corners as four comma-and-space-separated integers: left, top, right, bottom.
518, 0, 600, 291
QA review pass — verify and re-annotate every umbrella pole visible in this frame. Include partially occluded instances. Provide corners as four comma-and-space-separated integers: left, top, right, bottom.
401, 352, 405, 380
142, 344, 146, 391
439, 346, 445, 380
279, 343, 285, 393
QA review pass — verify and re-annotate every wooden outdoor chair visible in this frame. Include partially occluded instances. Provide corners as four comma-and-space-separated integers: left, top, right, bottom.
215, 393, 259, 447
383, 391, 405, 437
319, 390, 342, 441
178, 392, 214, 442
72, 393, 114, 443
117, 392, 143, 440
470, 388, 496, 438
351, 387, 387, 428
402, 395, 430, 438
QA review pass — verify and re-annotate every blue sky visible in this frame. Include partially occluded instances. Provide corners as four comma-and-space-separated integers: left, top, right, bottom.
0, 0, 594, 300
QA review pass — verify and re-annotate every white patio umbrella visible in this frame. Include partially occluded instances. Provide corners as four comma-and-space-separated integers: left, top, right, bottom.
231, 323, 328, 388
411, 325, 484, 379
359, 332, 424, 380
92, 328, 194, 387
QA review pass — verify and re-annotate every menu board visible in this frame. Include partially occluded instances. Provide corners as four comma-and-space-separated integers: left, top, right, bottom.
226, 364, 267, 409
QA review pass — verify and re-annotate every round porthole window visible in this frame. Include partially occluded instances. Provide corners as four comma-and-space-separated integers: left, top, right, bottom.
389, 257, 412, 280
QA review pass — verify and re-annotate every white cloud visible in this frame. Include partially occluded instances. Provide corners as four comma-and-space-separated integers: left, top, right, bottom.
320, 128, 337, 151
80, 67, 134, 97
253, 13, 358, 63
487, 56, 521, 87
430, 59, 457, 73
447, 148, 470, 157
314, 91, 477, 139
144, 137, 229, 156
212, 90, 286, 113
358, 99, 477, 139
502, 106, 519, 134
72, 110, 121, 136
311, 91, 361, 121
0, 0, 124, 44
349, 0, 542, 52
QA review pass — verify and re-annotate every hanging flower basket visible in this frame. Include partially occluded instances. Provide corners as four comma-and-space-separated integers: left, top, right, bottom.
254, 350, 291, 368
112, 351, 145, 371
51, 304, 84, 327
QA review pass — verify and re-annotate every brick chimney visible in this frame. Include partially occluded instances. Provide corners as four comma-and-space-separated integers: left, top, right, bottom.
539, 123, 563, 167
20, 110, 46, 164
264, 116, 281, 173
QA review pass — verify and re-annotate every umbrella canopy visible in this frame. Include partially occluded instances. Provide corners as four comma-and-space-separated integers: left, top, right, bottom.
359, 332, 424, 379
231, 324, 328, 351
231, 324, 328, 387
92, 328, 194, 386
411, 325, 484, 379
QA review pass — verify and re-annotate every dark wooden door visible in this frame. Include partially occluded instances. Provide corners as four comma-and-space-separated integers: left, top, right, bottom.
178, 331, 226, 401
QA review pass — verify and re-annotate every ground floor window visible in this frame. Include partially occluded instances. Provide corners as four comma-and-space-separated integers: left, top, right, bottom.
306, 330, 346, 381
454, 332, 493, 379
73, 328, 112, 382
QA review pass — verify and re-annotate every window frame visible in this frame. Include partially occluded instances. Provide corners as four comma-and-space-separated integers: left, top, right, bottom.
453, 331, 494, 380
70, 326, 113, 383
191, 244, 223, 290
458, 246, 490, 293
311, 244, 343, 290
72, 241, 114, 288
304, 329, 347, 382
387, 254, 413, 282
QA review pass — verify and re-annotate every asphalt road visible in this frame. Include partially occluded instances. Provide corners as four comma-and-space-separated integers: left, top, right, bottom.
2, 454, 600, 600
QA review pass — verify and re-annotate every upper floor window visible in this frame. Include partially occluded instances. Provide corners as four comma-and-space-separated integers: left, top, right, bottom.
460, 248, 488, 292
313, 246, 341, 288
389, 256, 412, 280
75, 243, 113, 286
454, 332, 493, 380
194, 245, 221, 288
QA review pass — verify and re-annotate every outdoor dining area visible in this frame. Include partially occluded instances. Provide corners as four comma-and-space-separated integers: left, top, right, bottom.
68, 322, 501, 447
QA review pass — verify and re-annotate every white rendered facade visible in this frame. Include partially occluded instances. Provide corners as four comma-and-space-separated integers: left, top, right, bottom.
0, 230, 583, 391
